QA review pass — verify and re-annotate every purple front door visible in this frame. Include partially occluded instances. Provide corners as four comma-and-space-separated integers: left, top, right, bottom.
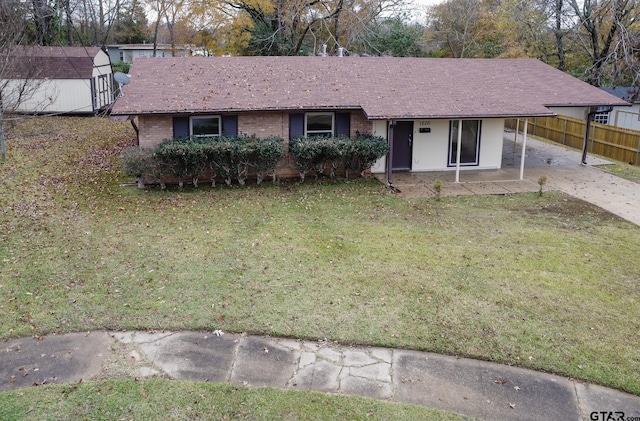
392, 121, 413, 171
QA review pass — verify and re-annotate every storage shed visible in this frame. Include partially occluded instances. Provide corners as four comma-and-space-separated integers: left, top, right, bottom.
1, 46, 115, 114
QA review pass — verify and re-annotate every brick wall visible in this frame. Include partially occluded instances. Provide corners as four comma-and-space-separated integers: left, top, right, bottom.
351, 110, 373, 137
138, 116, 172, 149
136, 110, 378, 181
238, 112, 288, 139
237, 111, 298, 177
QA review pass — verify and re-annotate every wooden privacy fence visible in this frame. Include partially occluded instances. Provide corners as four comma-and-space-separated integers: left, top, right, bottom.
506, 116, 640, 166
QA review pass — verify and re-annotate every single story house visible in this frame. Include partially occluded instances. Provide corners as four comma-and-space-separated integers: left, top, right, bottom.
106, 44, 191, 64
598, 87, 640, 131
110, 56, 628, 184
1, 46, 114, 115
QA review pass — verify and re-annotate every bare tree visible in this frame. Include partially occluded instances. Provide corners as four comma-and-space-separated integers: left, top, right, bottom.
0, 2, 47, 161
426, 0, 484, 58
567, 0, 640, 86
223, 0, 405, 56
552, 0, 568, 70
160, 0, 187, 55
76, 0, 123, 46
62, 0, 75, 45
31, 0, 57, 45
146, 0, 167, 56
1, 2, 29, 161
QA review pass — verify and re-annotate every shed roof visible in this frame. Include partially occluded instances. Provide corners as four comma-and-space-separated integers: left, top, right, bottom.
111, 56, 629, 120
3, 46, 105, 80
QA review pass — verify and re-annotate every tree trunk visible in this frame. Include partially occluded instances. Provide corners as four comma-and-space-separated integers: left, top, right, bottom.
32, 0, 53, 45
1, 93, 6, 162
65, 0, 74, 45
152, 1, 163, 57
99, 0, 105, 42
554, 0, 565, 71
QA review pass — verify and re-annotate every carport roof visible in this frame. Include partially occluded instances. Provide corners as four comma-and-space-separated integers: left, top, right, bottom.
111, 56, 629, 119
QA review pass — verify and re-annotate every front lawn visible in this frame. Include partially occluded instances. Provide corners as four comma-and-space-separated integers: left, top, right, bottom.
0, 380, 472, 421
1, 117, 639, 397
595, 162, 640, 183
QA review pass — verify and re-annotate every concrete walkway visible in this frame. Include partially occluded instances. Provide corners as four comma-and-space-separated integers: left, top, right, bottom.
2, 331, 640, 420
387, 132, 640, 226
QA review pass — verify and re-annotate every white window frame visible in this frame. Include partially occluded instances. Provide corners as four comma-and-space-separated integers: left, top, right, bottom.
190, 115, 221, 138
593, 112, 609, 125
305, 112, 335, 137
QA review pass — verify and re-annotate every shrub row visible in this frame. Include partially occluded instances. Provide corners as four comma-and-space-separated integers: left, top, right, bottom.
122, 135, 285, 188
289, 135, 389, 181
154, 135, 285, 187
121, 134, 389, 188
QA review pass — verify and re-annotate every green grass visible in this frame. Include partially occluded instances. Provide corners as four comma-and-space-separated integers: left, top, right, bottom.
595, 162, 640, 183
0, 379, 474, 420
1, 117, 640, 398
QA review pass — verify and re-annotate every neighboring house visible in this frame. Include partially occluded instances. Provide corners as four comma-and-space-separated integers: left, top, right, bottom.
598, 87, 640, 131
110, 56, 628, 183
106, 44, 191, 64
2, 46, 114, 114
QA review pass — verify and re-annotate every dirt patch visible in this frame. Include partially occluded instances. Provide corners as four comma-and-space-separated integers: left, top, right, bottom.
526, 195, 624, 224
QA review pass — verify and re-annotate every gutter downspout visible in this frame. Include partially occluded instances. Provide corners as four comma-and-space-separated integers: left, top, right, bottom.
387, 120, 396, 187
129, 116, 140, 146
582, 107, 611, 165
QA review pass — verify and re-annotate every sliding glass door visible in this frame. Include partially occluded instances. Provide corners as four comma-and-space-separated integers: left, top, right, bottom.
449, 120, 481, 166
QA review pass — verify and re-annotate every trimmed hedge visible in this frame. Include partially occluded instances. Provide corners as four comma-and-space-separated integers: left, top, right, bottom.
124, 135, 285, 187
289, 135, 388, 180
120, 147, 169, 189
345, 134, 390, 177
121, 134, 387, 187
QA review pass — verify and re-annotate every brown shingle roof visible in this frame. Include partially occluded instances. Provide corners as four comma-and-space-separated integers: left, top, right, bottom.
111, 56, 629, 119
3, 46, 104, 79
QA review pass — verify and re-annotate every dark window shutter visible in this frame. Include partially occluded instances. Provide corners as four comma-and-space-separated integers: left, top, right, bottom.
335, 113, 350, 136
173, 117, 189, 138
289, 113, 304, 139
222, 115, 238, 136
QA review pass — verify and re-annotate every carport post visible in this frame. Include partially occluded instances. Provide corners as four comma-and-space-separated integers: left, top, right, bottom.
455, 119, 462, 183
520, 119, 529, 180
514, 119, 520, 152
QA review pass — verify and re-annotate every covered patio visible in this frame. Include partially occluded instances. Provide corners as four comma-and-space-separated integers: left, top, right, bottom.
379, 130, 614, 198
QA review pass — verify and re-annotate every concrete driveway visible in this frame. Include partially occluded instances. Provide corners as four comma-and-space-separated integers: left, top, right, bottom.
381, 131, 640, 226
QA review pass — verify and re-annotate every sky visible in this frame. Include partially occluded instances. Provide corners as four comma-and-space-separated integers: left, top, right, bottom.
403, 0, 444, 21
